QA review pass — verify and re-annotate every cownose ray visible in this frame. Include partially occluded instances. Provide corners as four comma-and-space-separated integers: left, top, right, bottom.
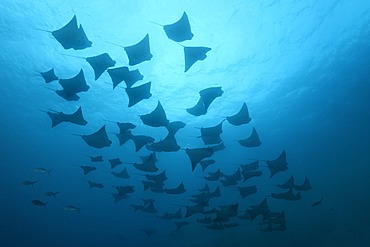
142, 198, 155, 206
142, 180, 164, 193
226, 102, 251, 126
111, 167, 130, 178
208, 142, 225, 152
32, 200, 47, 208
45, 106, 87, 127
185, 202, 207, 217
114, 185, 135, 196
107, 34, 152, 66
125, 81, 152, 107
238, 185, 258, 198
198, 183, 210, 193
74, 125, 112, 149
129, 152, 158, 172
37, 15, 92, 50
147, 133, 180, 152
57, 69, 90, 101
81, 179, 104, 189
197, 120, 224, 145
131, 201, 158, 214
108, 158, 123, 169
144, 170, 167, 183
90, 155, 103, 162
185, 147, 214, 171
220, 168, 242, 186
140, 101, 169, 127
199, 159, 215, 172
158, 208, 182, 220
266, 150, 288, 178
204, 169, 223, 181
63, 53, 116, 80
242, 170, 263, 181
149, 12, 193, 42
129, 131, 155, 152
75, 165, 96, 175
39, 68, 58, 83
247, 198, 270, 221
140, 152, 158, 163
187, 87, 224, 116
107, 67, 143, 89
22, 180, 38, 186
239, 160, 259, 172
271, 188, 301, 201
215, 203, 239, 221
183, 46, 211, 72
294, 176, 312, 191
238, 127, 261, 147
277, 176, 295, 189
165, 121, 186, 135
115, 123, 136, 146
164, 182, 186, 194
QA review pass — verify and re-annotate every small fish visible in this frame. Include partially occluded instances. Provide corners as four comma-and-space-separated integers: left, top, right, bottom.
64, 205, 81, 213
33, 167, 52, 175
311, 198, 323, 207
44, 191, 60, 198
22, 180, 38, 186
32, 200, 47, 208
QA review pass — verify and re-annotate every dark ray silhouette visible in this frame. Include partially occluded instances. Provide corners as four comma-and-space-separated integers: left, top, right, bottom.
131, 153, 158, 172
140, 152, 158, 163
294, 176, 312, 191
142, 180, 164, 193
147, 134, 180, 152
184, 46, 211, 72
77, 125, 112, 149
117, 122, 136, 133
240, 161, 259, 172
124, 34, 153, 66
311, 198, 323, 207
238, 127, 261, 147
185, 202, 207, 217
130, 132, 155, 152
271, 188, 301, 201
199, 159, 215, 172
108, 158, 123, 169
198, 120, 224, 145
266, 150, 288, 178
242, 170, 263, 181
50, 15, 92, 50
165, 121, 186, 135
40, 68, 58, 83
187, 87, 223, 116
84, 53, 116, 80
247, 198, 270, 221
125, 81, 152, 107
165, 182, 186, 194
197, 216, 213, 224
107, 67, 143, 89
226, 102, 251, 126
77, 165, 96, 175
163, 12, 193, 42
115, 122, 136, 146
111, 167, 130, 179
145, 170, 167, 183
208, 142, 225, 152
58, 69, 89, 100
140, 101, 169, 127
204, 169, 223, 181
83, 179, 104, 189
238, 185, 257, 198
185, 147, 214, 171
158, 208, 182, 220
45, 106, 87, 127
90, 156, 103, 162
132, 201, 158, 214
277, 176, 295, 189
220, 169, 242, 186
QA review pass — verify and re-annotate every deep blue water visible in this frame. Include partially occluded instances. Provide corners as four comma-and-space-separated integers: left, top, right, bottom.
1, 1, 370, 246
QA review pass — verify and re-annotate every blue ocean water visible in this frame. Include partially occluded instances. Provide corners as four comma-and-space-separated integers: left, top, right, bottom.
0, 1, 370, 246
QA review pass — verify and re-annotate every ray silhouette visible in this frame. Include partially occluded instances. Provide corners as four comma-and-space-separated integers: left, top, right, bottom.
131, 153, 158, 172
165, 121, 186, 135
50, 15, 92, 50
108, 158, 123, 169
158, 208, 182, 220
45, 106, 87, 127
165, 182, 186, 194
77, 125, 112, 149
240, 161, 259, 172
204, 169, 223, 181
208, 142, 225, 152
77, 165, 96, 175
107, 67, 143, 89
271, 189, 301, 201
85, 53, 116, 80
185, 202, 207, 217
125, 81, 152, 107
124, 34, 153, 66
277, 176, 295, 189
238, 185, 258, 198
226, 102, 251, 126
294, 176, 312, 191
90, 156, 103, 162
130, 132, 155, 152
163, 12, 194, 42
83, 180, 104, 189
147, 134, 180, 152
198, 121, 224, 145
132, 201, 158, 214
57, 69, 89, 100
142, 180, 164, 193
140, 152, 158, 163
199, 159, 215, 172
242, 170, 263, 181
111, 167, 130, 179
185, 147, 214, 171
140, 101, 169, 127
145, 170, 167, 183
40, 68, 58, 83
115, 122, 136, 146
184, 46, 211, 72
187, 87, 223, 116
266, 150, 288, 178
247, 198, 270, 221
238, 127, 261, 147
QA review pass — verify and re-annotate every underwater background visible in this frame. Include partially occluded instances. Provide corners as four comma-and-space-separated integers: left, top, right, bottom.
0, 0, 370, 246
